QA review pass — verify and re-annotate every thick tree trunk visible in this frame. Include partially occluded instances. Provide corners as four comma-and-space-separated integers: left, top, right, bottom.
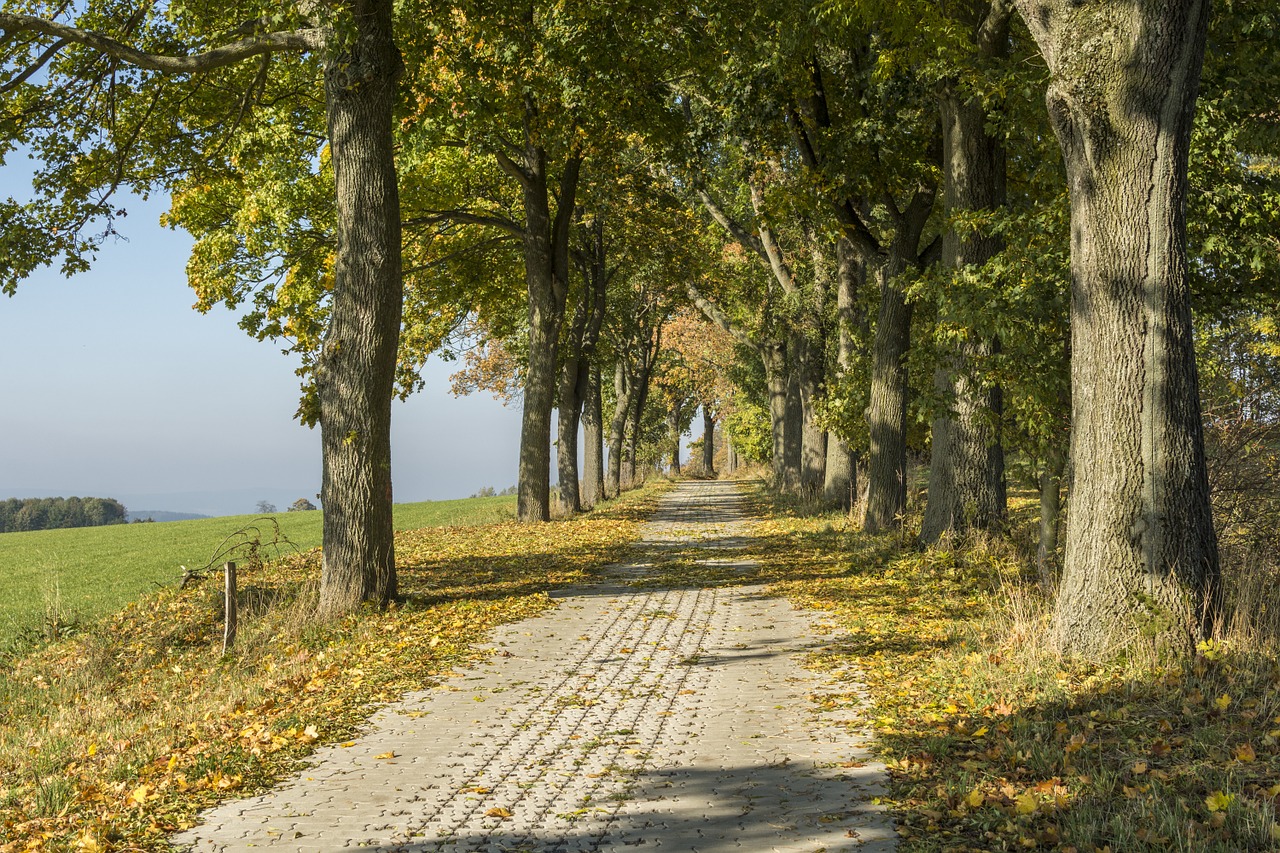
863, 256, 911, 534
315, 0, 401, 617
582, 363, 605, 506
702, 405, 716, 476
1015, 0, 1221, 656
921, 23, 1010, 544
824, 238, 860, 510
516, 154, 581, 522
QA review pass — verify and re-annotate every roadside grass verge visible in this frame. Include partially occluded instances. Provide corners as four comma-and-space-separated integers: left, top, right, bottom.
0, 484, 664, 852
721, 485, 1280, 852
0, 497, 517, 648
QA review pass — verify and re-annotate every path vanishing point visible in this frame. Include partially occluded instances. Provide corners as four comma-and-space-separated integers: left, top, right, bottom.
173, 480, 896, 852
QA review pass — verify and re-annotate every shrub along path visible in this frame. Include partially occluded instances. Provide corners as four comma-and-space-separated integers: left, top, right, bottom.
173, 480, 895, 852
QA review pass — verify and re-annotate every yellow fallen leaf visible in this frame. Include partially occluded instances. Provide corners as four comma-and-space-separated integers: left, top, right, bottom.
86, 743, 98, 757
1015, 791, 1038, 815
1205, 790, 1235, 812
129, 784, 151, 806
375, 751, 395, 759
1234, 743, 1256, 763
971, 726, 989, 738
485, 807, 513, 819
966, 789, 984, 808
1215, 694, 1232, 712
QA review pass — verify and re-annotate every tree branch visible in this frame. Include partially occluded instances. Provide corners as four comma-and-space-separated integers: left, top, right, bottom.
696, 187, 766, 261
686, 282, 752, 347
403, 209, 526, 240
0, 13, 322, 74
749, 179, 798, 295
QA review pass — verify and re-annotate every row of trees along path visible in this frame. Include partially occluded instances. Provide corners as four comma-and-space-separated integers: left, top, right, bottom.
173, 480, 896, 852
0, 0, 1273, 661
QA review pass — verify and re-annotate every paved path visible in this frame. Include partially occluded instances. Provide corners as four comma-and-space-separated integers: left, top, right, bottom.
173, 481, 894, 852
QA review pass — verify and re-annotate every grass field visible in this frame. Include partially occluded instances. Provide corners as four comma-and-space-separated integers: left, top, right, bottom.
0, 496, 515, 643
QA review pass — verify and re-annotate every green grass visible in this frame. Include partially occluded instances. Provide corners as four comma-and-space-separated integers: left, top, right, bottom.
0, 496, 515, 644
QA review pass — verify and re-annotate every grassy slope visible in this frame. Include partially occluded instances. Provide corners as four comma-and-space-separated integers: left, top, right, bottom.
0, 484, 663, 851
0, 497, 515, 639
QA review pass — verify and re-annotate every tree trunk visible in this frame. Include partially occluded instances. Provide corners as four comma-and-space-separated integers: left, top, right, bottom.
920, 16, 1010, 544
702, 405, 716, 476
627, 358, 653, 487
582, 363, 605, 506
516, 153, 582, 522
797, 334, 827, 496
667, 405, 681, 474
1015, 0, 1221, 656
726, 442, 738, 474
1037, 446, 1066, 583
761, 341, 791, 490
607, 361, 633, 498
824, 238, 860, 510
557, 353, 584, 515
315, 0, 401, 617
863, 256, 911, 534
784, 347, 804, 492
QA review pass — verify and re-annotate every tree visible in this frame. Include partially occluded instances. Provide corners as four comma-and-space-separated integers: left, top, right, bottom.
256, 500, 278, 514
289, 498, 317, 512
1012, 0, 1221, 656
918, 0, 1014, 543
0, 0, 403, 616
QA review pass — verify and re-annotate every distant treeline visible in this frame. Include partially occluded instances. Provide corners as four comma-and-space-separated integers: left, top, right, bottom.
0, 497, 128, 533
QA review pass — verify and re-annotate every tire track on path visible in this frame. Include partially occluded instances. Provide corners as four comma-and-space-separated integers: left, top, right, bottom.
173, 480, 894, 852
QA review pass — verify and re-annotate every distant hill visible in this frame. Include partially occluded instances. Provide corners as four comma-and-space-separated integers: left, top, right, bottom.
126, 510, 212, 523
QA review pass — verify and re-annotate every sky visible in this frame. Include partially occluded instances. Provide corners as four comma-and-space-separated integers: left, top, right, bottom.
0, 184, 526, 517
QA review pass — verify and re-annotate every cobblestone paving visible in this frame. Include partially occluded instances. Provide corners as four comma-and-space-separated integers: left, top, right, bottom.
172, 480, 895, 852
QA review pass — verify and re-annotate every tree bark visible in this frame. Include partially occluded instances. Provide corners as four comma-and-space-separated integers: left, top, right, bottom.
516, 151, 582, 522
1014, 0, 1221, 656
824, 238, 860, 510
1037, 446, 1066, 582
315, 0, 402, 617
556, 342, 586, 515
627, 355, 653, 487
921, 66, 1010, 543
863, 255, 911, 534
761, 341, 793, 491
667, 404, 681, 474
606, 361, 633, 498
702, 405, 716, 476
582, 363, 605, 506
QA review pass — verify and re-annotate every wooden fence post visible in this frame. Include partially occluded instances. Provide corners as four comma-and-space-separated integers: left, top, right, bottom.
223, 561, 237, 653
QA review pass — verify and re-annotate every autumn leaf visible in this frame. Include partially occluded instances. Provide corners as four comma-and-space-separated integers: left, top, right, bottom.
1234, 742, 1256, 762
485, 807, 513, 819
1205, 790, 1235, 812
374, 751, 396, 760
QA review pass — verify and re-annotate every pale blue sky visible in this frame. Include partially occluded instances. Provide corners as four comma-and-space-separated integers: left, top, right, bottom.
0, 185, 524, 517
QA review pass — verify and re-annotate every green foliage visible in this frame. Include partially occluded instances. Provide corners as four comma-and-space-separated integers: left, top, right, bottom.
0, 496, 126, 533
